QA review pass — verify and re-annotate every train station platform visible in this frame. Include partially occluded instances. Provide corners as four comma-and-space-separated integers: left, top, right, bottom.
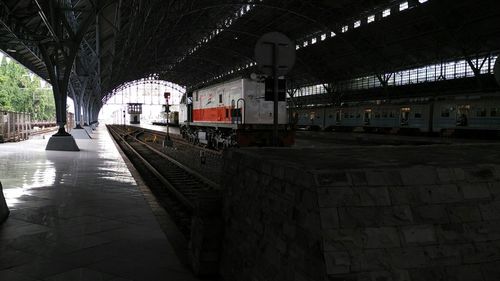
0, 127, 199, 281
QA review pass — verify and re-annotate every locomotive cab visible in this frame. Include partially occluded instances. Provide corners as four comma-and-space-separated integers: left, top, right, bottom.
179, 93, 193, 123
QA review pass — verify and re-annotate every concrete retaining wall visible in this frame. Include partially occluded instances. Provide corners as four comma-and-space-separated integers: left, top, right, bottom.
220, 146, 500, 281
221, 150, 323, 281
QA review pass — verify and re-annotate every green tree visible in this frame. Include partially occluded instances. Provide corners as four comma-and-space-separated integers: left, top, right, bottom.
0, 56, 55, 121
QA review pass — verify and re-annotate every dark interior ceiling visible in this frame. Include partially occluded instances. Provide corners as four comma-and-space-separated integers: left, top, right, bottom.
0, 0, 499, 103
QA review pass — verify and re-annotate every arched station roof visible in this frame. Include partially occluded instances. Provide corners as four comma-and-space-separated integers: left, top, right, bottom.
0, 0, 499, 104
102, 77, 185, 104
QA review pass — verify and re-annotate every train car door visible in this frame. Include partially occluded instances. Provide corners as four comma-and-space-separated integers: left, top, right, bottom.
456, 105, 470, 127
400, 107, 411, 126
364, 109, 372, 125
308, 112, 316, 128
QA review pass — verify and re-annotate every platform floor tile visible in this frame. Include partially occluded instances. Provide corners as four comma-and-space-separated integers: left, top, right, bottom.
0, 127, 199, 281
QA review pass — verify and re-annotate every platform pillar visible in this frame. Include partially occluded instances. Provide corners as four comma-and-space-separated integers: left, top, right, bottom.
36, 3, 93, 151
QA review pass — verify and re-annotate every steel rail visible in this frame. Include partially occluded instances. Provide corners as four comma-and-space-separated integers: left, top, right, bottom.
132, 131, 220, 190
107, 125, 196, 211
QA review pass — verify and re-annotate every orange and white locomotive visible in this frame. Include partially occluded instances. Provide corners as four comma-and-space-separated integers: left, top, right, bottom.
179, 78, 294, 147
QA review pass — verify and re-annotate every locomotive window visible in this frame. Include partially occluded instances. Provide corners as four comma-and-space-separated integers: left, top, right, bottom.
414, 112, 422, 118
356, 113, 361, 119
195, 92, 199, 101
328, 114, 333, 118
476, 108, 487, 117
219, 94, 223, 103
226, 109, 229, 118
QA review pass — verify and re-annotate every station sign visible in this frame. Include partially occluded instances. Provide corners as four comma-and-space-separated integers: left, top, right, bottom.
254, 32, 296, 77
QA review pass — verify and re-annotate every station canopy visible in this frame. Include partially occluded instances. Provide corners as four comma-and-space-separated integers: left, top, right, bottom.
0, 0, 499, 102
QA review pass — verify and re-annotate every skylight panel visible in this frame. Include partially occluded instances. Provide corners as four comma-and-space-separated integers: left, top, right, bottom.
399, 2, 409, 11
382, 8, 391, 17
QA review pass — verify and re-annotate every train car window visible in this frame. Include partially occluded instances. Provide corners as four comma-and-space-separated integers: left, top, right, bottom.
374, 112, 380, 118
349, 113, 354, 118
441, 108, 450, 117
356, 113, 361, 119
491, 108, 498, 117
219, 94, 223, 103
344, 112, 349, 118
195, 92, 199, 101
328, 114, 333, 118
414, 112, 422, 118
475, 108, 487, 117
382, 112, 388, 118
226, 109, 229, 118
389, 111, 395, 118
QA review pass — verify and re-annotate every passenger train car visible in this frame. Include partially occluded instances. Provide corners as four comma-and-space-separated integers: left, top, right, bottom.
179, 78, 294, 147
294, 95, 500, 135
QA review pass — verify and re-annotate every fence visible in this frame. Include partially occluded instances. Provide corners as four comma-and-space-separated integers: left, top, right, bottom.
0, 111, 31, 143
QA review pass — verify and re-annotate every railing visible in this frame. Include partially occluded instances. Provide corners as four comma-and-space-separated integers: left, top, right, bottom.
0, 111, 31, 142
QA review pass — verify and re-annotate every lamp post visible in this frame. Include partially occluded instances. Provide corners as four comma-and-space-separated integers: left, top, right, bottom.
164, 92, 172, 147
165, 92, 170, 139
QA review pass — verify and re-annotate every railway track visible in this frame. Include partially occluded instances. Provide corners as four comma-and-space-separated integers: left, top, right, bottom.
30, 126, 58, 136
107, 125, 219, 238
125, 125, 224, 184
